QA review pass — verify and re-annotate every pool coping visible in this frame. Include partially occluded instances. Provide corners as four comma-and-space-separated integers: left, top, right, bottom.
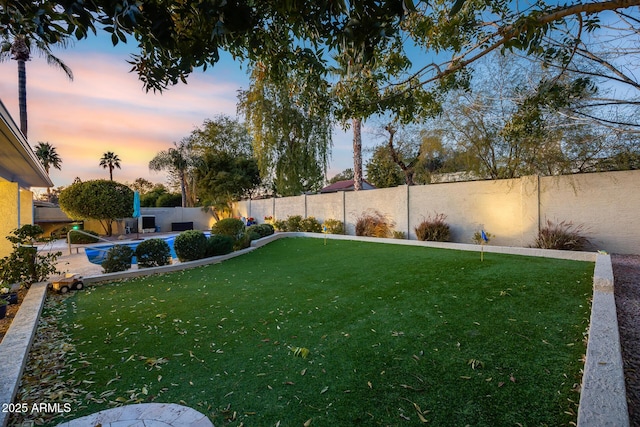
0, 232, 628, 427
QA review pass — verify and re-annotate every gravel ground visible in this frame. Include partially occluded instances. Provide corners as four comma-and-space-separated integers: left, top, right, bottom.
612, 254, 640, 426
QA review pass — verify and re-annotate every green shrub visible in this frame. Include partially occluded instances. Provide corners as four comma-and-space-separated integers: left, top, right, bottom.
415, 213, 450, 242
212, 218, 246, 239
272, 219, 287, 231
0, 225, 61, 286
286, 215, 304, 232
272, 216, 321, 232
234, 232, 253, 251
101, 244, 133, 273
135, 238, 171, 268
300, 216, 322, 233
247, 223, 275, 238
69, 230, 99, 244
174, 230, 208, 262
206, 234, 235, 257
155, 193, 182, 207
323, 219, 344, 234
355, 210, 395, 238
534, 219, 590, 251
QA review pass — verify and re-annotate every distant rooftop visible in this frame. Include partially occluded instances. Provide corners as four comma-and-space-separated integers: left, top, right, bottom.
320, 179, 376, 193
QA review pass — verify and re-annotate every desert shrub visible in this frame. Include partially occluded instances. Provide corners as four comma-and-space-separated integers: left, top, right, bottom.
206, 234, 235, 257
534, 219, 590, 251
212, 218, 246, 239
392, 230, 406, 239
173, 230, 208, 261
300, 216, 322, 233
135, 238, 171, 268
285, 215, 304, 232
247, 223, 275, 238
272, 219, 287, 231
355, 210, 395, 238
415, 213, 450, 242
69, 230, 99, 244
323, 219, 344, 234
101, 244, 133, 273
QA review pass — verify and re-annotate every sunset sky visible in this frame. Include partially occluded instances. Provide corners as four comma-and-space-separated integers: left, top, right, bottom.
0, 34, 357, 193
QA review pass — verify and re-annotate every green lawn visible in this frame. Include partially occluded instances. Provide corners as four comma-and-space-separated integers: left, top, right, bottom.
53, 238, 591, 426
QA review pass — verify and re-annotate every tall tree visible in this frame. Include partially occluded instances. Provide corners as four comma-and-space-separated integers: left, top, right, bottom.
34, 141, 62, 174
437, 53, 631, 180
59, 179, 133, 236
365, 144, 404, 188
149, 141, 196, 207
0, 34, 73, 137
99, 151, 121, 181
129, 178, 155, 195
6, 1, 639, 144
34, 141, 62, 202
238, 60, 332, 196
195, 151, 261, 219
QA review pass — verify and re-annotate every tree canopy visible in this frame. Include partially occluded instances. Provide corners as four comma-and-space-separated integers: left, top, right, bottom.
58, 179, 133, 236
6, 1, 638, 125
188, 116, 261, 217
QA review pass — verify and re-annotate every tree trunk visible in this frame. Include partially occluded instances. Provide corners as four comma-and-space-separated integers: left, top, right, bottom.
353, 118, 363, 191
385, 124, 416, 186
17, 59, 27, 137
180, 172, 187, 208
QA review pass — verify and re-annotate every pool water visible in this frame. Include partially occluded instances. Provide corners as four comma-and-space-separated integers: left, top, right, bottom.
84, 235, 187, 265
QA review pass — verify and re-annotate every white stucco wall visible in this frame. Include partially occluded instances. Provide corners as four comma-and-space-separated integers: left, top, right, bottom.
234, 170, 640, 255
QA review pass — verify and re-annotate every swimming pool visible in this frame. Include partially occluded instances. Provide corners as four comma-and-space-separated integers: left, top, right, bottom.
84, 234, 205, 265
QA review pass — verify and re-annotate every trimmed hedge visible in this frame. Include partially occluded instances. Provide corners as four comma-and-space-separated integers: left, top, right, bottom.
206, 235, 235, 257
101, 245, 133, 273
173, 230, 208, 262
135, 238, 171, 268
212, 218, 246, 239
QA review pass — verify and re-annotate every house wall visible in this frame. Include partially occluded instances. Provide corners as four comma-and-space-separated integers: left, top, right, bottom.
20, 189, 33, 225
0, 182, 20, 257
0, 183, 35, 258
233, 170, 640, 255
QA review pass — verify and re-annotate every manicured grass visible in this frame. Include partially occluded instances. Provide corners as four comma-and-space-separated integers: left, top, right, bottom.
56, 238, 592, 426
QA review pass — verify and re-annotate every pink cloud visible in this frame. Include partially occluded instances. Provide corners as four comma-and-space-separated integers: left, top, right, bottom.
0, 48, 246, 188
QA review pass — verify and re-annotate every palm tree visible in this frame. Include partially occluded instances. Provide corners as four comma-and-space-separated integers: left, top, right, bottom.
149, 140, 197, 207
100, 152, 121, 181
34, 141, 62, 202
34, 142, 62, 174
0, 34, 73, 137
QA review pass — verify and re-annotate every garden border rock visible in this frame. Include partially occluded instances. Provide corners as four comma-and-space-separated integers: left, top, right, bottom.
0, 233, 627, 427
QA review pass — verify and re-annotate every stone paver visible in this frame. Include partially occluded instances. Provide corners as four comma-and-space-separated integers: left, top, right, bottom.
55, 403, 213, 427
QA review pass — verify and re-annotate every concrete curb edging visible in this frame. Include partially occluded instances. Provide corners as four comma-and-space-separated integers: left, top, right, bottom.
0, 233, 629, 426
0, 282, 49, 427
577, 254, 629, 427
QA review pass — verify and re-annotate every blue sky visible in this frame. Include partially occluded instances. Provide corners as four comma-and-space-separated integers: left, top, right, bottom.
0, 33, 362, 190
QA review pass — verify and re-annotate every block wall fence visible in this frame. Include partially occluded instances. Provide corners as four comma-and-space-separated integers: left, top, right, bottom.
233, 170, 640, 255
